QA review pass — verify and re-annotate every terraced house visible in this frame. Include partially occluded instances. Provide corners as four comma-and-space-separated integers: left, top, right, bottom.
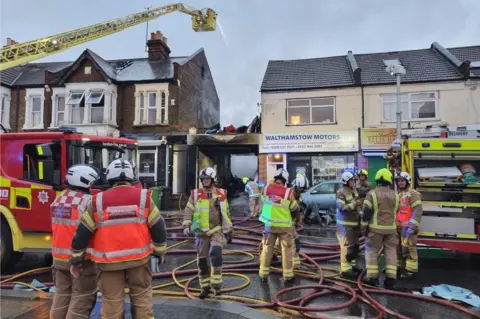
258, 42, 480, 185
0, 31, 219, 196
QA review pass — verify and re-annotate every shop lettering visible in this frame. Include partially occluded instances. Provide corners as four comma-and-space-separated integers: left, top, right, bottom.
367, 136, 394, 143
265, 134, 343, 141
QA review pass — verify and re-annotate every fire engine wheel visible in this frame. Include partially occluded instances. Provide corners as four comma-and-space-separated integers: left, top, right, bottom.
1, 220, 14, 272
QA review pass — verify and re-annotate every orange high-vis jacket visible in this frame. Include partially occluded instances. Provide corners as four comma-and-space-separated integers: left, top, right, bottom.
51, 190, 92, 264
90, 187, 153, 263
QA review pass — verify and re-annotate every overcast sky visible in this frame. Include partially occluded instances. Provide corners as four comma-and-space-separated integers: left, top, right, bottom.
1, 0, 479, 127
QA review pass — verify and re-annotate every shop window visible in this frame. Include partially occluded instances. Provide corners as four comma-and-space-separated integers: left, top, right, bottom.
139, 150, 157, 186
23, 143, 62, 185
268, 154, 284, 163
311, 155, 355, 185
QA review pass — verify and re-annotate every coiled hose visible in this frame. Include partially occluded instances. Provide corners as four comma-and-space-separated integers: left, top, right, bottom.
1, 215, 479, 319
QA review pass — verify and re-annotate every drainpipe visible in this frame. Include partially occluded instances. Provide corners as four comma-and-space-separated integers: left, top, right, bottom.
361, 85, 365, 128
15, 87, 20, 132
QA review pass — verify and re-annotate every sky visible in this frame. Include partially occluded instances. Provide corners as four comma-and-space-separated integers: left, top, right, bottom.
1, 0, 479, 127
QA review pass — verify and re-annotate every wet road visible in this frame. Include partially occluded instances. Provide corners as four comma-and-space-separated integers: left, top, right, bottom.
3, 192, 480, 319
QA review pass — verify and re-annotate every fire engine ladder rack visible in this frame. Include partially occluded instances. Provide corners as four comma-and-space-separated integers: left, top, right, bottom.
0, 3, 217, 71
401, 124, 480, 139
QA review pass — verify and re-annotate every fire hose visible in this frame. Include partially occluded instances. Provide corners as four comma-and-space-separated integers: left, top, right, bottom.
1, 216, 480, 319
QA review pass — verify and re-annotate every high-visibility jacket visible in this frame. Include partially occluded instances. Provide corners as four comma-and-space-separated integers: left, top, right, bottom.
51, 190, 92, 263
336, 186, 360, 228
90, 187, 153, 263
362, 186, 399, 234
260, 184, 293, 228
396, 188, 423, 229
191, 188, 233, 234
245, 181, 260, 198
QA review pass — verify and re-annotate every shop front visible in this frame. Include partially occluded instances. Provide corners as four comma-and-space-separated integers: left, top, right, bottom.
360, 128, 397, 184
259, 131, 359, 186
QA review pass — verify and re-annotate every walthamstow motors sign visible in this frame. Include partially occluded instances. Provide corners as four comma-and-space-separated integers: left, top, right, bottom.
259, 131, 359, 153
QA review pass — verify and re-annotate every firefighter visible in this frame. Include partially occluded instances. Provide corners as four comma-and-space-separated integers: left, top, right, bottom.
356, 169, 373, 203
395, 171, 423, 279
361, 168, 400, 289
259, 168, 299, 283
182, 167, 233, 299
336, 171, 362, 279
50, 165, 99, 319
70, 159, 168, 319
242, 176, 261, 217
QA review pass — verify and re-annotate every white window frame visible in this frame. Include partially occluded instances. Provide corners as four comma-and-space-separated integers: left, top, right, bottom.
0, 95, 5, 128
55, 95, 66, 127
147, 91, 157, 125
23, 88, 45, 129
138, 149, 158, 181
87, 90, 105, 123
66, 92, 85, 105
86, 91, 104, 104
286, 97, 336, 125
381, 91, 439, 122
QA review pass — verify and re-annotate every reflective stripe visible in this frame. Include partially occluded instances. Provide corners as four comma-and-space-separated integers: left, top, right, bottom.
337, 220, 359, 226
51, 218, 78, 226
96, 192, 104, 222
90, 243, 152, 259
370, 191, 397, 230
97, 217, 147, 227
139, 189, 148, 218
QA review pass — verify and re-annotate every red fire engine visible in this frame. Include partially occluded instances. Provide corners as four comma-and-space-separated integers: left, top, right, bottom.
0, 128, 138, 269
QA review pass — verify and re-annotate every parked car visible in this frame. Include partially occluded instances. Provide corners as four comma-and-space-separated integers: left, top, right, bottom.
300, 179, 343, 225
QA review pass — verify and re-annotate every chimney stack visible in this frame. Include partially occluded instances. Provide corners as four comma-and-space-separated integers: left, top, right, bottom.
147, 31, 171, 62
6, 38, 18, 46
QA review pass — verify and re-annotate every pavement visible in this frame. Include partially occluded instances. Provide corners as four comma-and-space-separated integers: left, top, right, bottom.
2, 192, 480, 319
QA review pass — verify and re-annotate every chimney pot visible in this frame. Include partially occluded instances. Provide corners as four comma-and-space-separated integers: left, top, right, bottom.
147, 31, 170, 62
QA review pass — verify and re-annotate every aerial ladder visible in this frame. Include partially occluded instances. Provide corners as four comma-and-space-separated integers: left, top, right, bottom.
0, 3, 217, 71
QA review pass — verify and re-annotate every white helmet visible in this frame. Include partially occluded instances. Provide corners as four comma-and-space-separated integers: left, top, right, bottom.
274, 168, 289, 183
106, 159, 135, 183
294, 175, 310, 189
66, 165, 99, 189
341, 171, 355, 184
199, 167, 216, 180
396, 171, 411, 184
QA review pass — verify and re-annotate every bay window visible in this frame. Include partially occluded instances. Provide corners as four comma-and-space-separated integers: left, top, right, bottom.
287, 97, 336, 125
87, 91, 105, 123
56, 96, 66, 126
382, 91, 438, 122
67, 92, 85, 124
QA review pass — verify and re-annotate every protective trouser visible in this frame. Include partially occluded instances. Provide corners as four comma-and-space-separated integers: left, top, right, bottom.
273, 231, 301, 267
259, 231, 294, 280
336, 227, 360, 273
50, 263, 97, 319
397, 226, 418, 273
249, 197, 262, 217
97, 263, 153, 319
196, 231, 226, 289
365, 231, 398, 279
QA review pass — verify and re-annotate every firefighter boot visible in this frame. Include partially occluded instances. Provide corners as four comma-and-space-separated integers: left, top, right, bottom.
212, 287, 222, 296
199, 287, 210, 299
341, 269, 358, 280
400, 271, 416, 280
384, 277, 396, 290
362, 277, 379, 287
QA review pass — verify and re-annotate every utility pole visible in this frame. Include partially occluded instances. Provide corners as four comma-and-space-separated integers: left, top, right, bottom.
144, 6, 152, 53
396, 73, 402, 140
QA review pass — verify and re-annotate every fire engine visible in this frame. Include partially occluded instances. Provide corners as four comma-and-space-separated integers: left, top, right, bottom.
388, 124, 480, 254
0, 128, 138, 269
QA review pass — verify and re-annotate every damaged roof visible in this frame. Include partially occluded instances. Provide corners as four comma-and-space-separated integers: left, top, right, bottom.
261, 42, 480, 92
0, 48, 197, 87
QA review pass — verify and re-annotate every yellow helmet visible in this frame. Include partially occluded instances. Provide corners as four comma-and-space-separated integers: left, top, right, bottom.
375, 168, 393, 184
242, 177, 249, 184
358, 169, 368, 177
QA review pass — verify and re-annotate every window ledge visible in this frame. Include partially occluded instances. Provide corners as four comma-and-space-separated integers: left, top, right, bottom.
134, 123, 170, 127
381, 118, 440, 123
285, 122, 338, 127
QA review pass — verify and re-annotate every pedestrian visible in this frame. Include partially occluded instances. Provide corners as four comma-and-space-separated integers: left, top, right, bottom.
70, 159, 168, 319
336, 171, 362, 279
258, 168, 299, 283
50, 165, 99, 319
242, 176, 261, 217
182, 167, 233, 299
395, 171, 423, 279
362, 168, 400, 289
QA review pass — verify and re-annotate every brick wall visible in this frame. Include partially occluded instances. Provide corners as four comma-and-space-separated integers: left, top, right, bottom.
9, 88, 26, 132
65, 60, 105, 83
258, 154, 267, 183
178, 50, 219, 130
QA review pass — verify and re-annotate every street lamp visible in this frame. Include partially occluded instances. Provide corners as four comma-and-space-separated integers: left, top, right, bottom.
385, 64, 406, 140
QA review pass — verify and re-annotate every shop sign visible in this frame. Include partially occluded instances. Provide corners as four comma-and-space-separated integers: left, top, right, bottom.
259, 131, 359, 153
361, 128, 397, 151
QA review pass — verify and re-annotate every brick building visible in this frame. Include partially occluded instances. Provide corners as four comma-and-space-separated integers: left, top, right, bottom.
0, 31, 220, 195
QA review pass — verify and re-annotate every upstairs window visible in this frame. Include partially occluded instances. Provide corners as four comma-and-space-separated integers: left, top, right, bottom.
87, 91, 105, 123
31, 96, 42, 127
287, 97, 336, 125
67, 92, 85, 124
382, 91, 438, 122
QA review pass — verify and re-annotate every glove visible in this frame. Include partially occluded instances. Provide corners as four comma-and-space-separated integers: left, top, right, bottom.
226, 232, 233, 244
183, 228, 190, 236
70, 264, 83, 279
150, 256, 164, 273
405, 227, 414, 239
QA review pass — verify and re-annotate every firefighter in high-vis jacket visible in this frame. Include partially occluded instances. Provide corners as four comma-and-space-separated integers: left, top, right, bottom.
361, 168, 400, 289
259, 168, 299, 283
395, 172, 423, 279
50, 165, 99, 319
70, 159, 168, 319
336, 171, 362, 279
182, 167, 233, 299
243, 176, 261, 217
